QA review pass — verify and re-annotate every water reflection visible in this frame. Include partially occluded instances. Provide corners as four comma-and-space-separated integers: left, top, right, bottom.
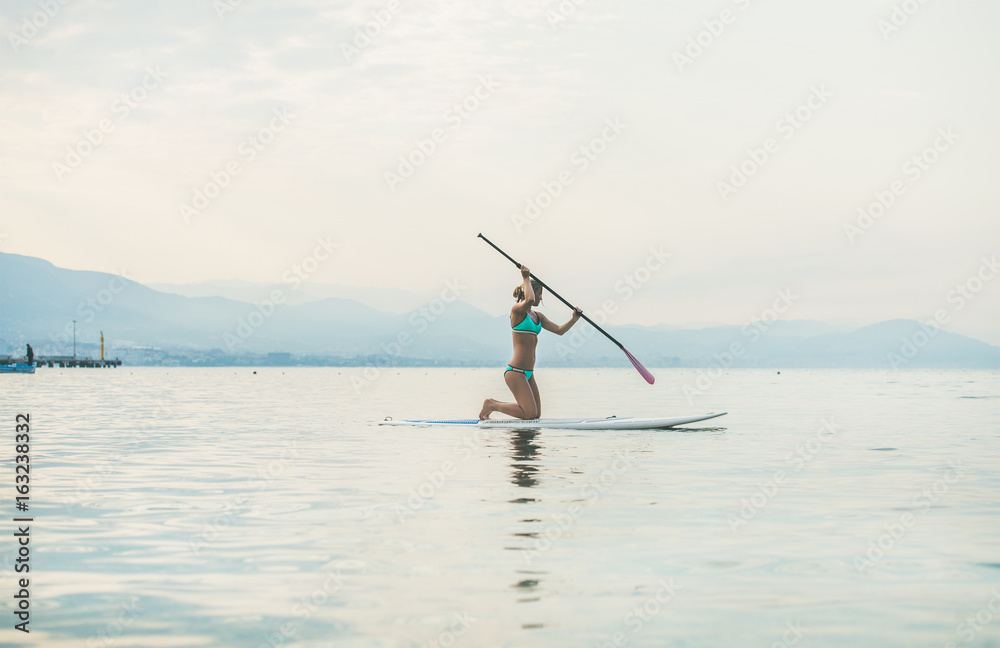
505, 429, 546, 609
508, 428, 542, 489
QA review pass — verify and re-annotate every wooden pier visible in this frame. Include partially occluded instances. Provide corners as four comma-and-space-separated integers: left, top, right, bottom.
0, 356, 122, 369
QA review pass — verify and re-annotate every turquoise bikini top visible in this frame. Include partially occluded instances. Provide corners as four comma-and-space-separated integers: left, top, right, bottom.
512, 311, 542, 335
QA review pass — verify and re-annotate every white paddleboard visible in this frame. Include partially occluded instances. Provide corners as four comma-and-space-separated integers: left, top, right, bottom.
379, 412, 726, 430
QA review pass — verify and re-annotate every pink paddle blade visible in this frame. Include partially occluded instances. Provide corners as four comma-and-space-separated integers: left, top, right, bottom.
624, 348, 655, 384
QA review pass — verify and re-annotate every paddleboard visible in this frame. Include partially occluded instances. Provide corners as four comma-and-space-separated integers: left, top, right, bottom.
379, 412, 726, 430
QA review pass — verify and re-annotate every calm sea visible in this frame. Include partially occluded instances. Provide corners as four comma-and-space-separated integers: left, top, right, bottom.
1, 367, 998, 647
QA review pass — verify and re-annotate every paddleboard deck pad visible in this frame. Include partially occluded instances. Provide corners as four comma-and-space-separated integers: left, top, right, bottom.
380, 412, 726, 430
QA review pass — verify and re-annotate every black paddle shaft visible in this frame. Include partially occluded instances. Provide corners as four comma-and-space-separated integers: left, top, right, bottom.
477, 233, 625, 350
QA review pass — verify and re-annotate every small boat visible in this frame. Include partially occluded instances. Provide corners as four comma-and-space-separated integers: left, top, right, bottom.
0, 363, 35, 374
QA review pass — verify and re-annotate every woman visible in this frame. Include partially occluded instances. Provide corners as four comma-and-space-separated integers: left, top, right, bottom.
479, 265, 582, 420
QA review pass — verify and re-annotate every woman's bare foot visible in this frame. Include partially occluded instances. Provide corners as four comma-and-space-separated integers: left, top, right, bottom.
479, 398, 496, 420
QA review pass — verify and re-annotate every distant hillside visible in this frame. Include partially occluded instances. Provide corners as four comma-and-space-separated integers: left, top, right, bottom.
0, 251, 507, 360
1, 251, 997, 368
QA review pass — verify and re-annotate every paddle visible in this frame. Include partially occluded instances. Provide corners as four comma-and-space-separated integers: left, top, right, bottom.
477, 233, 655, 385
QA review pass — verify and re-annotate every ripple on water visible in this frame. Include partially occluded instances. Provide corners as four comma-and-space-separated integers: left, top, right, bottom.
40, 544, 101, 554
772, 559, 854, 575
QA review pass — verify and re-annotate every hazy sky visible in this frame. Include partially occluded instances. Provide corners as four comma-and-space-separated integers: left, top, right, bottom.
1, 0, 998, 343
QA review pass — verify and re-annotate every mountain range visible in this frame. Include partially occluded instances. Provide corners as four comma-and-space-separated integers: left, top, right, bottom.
1, 251, 997, 368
